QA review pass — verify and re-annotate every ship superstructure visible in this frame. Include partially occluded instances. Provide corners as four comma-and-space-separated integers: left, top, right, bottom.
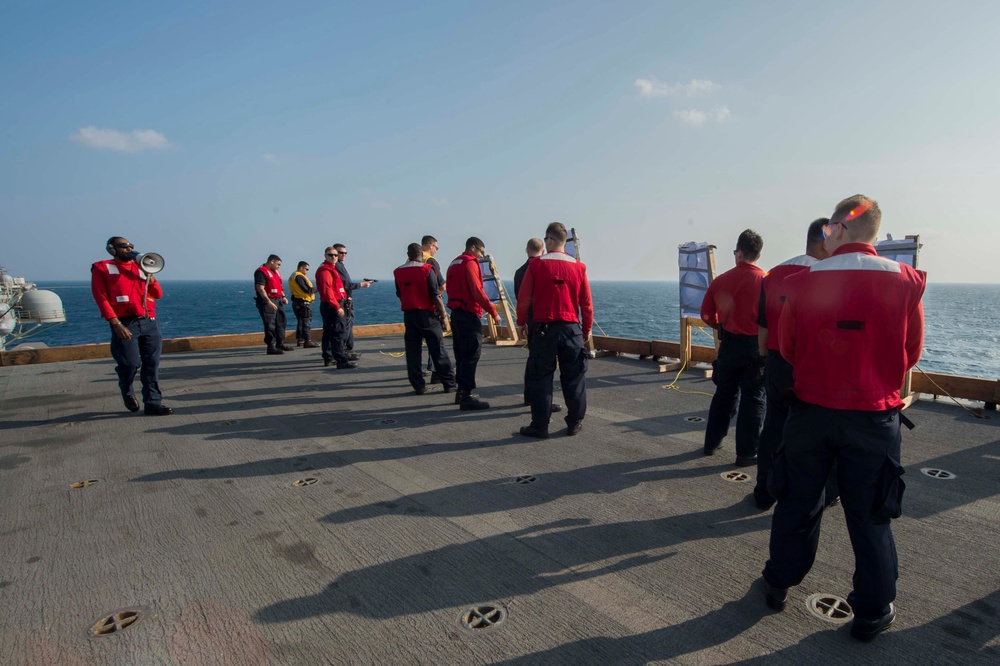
0, 266, 66, 351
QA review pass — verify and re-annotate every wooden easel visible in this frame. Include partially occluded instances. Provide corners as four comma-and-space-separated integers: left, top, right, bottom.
664, 242, 718, 373
479, 254, 520, 346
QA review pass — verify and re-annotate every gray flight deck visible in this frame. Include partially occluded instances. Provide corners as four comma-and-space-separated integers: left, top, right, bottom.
1, 338, 998, 665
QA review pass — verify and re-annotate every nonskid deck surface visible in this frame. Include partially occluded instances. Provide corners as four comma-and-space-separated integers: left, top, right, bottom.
1, 338, 997, 665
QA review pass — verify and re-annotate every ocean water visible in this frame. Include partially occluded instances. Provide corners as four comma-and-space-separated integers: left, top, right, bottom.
19, 280, 1000, 380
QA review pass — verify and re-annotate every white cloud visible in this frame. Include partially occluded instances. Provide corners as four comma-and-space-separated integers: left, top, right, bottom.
674, 109, 708, 127
71, 126, 171, 152
371, 200, 392, 210
672, 106, 731, 127
634, 78, 719, 98
263, 152, 278, 162
712, 106, 731, 123
429, 197, 450, 209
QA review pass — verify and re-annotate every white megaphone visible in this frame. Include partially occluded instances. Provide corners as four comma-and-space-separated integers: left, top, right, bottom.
127, 251, 165, 274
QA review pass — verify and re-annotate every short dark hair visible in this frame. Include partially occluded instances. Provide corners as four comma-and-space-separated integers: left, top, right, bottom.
545, 222, 567, 243
333, 243, 346, 251
807, 219, 828, 247
267, 254, 282, 263
407, 243, 423, 260
421, 235, 437, 247
736, 229, 763, 261
465, 236, 485, 252
296, 261, 309, 270
831, 194, 880, 241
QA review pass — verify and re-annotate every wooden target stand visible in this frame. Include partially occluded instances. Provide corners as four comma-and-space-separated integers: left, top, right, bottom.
479, 254, 520, 346
659, 243, 718, 376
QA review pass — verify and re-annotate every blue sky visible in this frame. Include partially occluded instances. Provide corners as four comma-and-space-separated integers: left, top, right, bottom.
2, 0, 998, 282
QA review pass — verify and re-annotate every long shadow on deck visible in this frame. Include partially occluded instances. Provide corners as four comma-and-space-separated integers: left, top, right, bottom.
320, 449, 728, 524
491, 583, 765, 665
130, 434, 524, 482
255, 502, 770, 626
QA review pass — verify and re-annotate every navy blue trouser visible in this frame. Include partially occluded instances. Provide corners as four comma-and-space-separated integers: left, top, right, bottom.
704, 332, 765, 457
256, 297, 287, 349
110, 316, 163, 406
525, 321, 587, 429
755, 352, 838, 505
450, 309, 483, 392
320, 302, 350, 366
764, 401, 904, 621
404, 310, 455, 391
292, 300, 312, 342
344, 301, 355, 351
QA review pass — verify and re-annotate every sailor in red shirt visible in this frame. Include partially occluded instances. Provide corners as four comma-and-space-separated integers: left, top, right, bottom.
515, 222, 593, 438
90, 236, 172, 415
700, 229, 766, 465
752, 219, 830, 510
446, 237, 501, 410
762, 195, 925, 642
254, 254, 292, 355
394, 242, 456, 395
315, 246, 355, 369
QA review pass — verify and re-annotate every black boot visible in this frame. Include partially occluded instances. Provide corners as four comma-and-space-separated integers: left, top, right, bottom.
457, 390, 489, 410
454, 389, 483, 405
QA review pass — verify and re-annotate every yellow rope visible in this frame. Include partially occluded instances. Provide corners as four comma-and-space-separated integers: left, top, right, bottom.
694, 325, 716, 343
661, 357, 715, 397
913, 363, 986, 419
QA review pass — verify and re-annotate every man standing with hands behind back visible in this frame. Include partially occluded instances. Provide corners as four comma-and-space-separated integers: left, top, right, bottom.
91, 236, 172, 415
516, 222, 592, 439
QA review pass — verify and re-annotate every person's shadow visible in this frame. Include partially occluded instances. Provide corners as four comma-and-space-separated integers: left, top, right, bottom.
492, 582, 766, 665
255, 502, 770, 626
319, 449, 725, 525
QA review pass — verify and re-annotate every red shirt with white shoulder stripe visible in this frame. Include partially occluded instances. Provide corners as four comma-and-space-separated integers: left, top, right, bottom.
758, 255, 817, 352
779, 243, 926, 411
515, 251, 593, 333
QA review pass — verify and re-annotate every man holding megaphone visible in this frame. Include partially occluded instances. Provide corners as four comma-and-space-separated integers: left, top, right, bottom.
91, 236, 172, 416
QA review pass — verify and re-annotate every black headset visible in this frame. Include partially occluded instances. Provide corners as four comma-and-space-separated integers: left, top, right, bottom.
106, 237, 124, 256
